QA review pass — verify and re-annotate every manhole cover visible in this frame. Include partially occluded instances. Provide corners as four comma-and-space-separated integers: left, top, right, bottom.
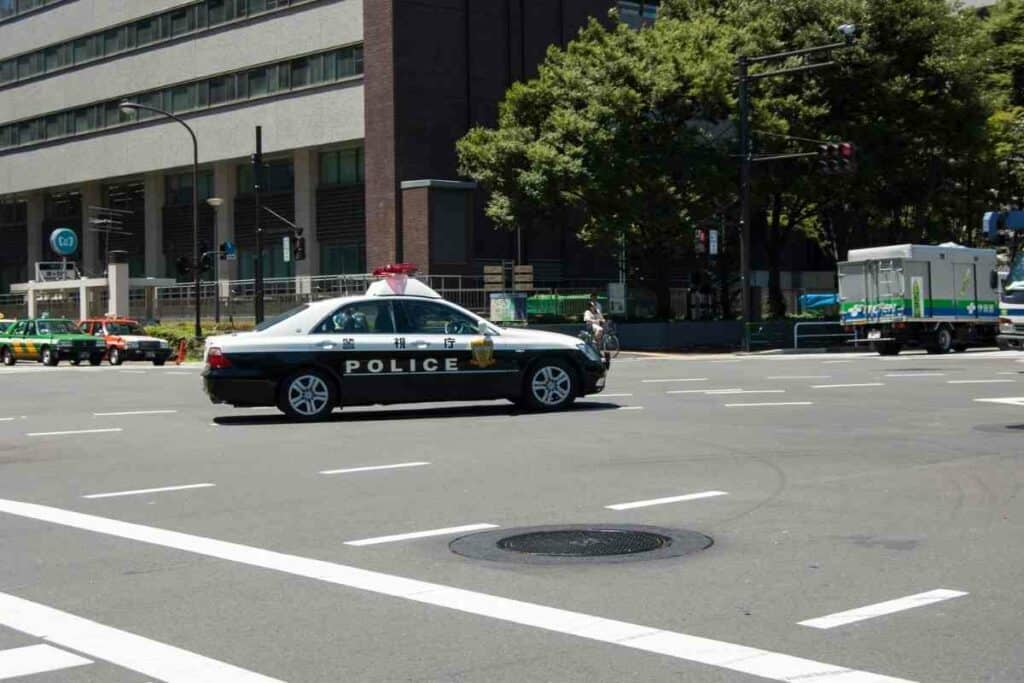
450, 524, 712, 565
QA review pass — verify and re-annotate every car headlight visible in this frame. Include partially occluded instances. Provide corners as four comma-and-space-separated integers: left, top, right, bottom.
577, 342, 602, 362
1000, 318, 1015, 333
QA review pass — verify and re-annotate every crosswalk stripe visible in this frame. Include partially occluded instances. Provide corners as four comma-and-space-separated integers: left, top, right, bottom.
0, 644, 91, 680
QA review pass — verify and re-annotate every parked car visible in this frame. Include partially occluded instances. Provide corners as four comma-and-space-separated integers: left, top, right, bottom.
0, 317, 106, 366
79, 317, 173, 366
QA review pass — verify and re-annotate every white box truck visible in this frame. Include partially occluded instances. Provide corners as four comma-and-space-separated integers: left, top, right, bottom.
838, 244, 1001, 355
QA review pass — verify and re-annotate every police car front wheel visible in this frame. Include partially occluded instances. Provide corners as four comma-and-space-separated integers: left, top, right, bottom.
522, 360, 577, 411
278, 370, 336, 420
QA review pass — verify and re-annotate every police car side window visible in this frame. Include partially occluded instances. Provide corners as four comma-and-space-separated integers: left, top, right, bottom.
395, 301, 477, 335
314, 301, 395, 334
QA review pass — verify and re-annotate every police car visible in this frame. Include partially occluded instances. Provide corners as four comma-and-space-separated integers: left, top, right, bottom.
202, 265, 609, 419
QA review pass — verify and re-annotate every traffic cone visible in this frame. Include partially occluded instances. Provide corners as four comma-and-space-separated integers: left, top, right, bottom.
175, 339, 187, 365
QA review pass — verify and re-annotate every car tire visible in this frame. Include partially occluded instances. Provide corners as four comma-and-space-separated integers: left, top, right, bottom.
89, 355, 103, 366
109, 348, 123, 366
278, 369, 337, 420
1, 347, 14, 366
70, 359, 82, 366
42, 347, 58, 366
153, 358, 166, 366
520, 358, 577, 411
926, 326, 953, 354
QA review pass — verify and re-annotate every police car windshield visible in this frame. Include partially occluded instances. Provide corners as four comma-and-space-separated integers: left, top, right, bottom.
106, 322, 145, 335
255, 304, 310, 332
37, 321, 77, 335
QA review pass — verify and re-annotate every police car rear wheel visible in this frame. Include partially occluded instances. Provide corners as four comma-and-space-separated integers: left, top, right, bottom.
524, 361, 576, 411
279, 371, 336, 420
1, 347, 14, 366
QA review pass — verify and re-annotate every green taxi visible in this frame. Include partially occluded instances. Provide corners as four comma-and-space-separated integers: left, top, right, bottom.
0, 318, 107, 366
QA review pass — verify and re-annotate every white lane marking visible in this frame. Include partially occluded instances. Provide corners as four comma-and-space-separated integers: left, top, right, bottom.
93, 410, 178, 417
83, 483, 215, 499
705, 389, 784, 395
0, 592, 282, 682
166, 372, 192, 376
725, 402, 814, 408
0, 499, 910, 683
822, 360, 853, 364
974, 397, 1024, 407
798, 589, 968, 630
320, 462, 430, 475
26, 428, 123, 437
641, 378, 708, 383
119, 370, 146, 374
711, 360, 742, 364
947, 379, 1016, 385
345, 523, 499, 546
0, 417, 14, 422
668, 388, 741, 394
811, 383, 885, 389
766, 375, 831, 380
0, 644, 91, 680
606, 491, 728, 510
617, 406, 645, 411
596, 393, 634, 398
884, 373, 945, 378
997, 372, 1019, 375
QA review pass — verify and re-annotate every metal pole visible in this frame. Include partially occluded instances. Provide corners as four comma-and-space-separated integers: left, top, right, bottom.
254, 126, 264, 324
738, 56, 752, 351
192, 133, 201, 339
214, 213, 220, 324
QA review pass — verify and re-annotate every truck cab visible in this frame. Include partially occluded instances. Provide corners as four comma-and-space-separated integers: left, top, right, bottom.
997, 251, 1024, 350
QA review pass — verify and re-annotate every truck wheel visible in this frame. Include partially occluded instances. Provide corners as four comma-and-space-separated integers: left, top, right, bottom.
1, 347, 14, 366
926, 327, 953, 354
41, 347, 59, 366
876, 342, 902, 356
109, 348, 123, 366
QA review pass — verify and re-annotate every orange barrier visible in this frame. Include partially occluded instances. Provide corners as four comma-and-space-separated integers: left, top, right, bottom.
175, 339, 187, 365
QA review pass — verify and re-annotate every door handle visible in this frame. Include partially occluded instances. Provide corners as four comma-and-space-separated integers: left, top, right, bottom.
409, 340, 430, 349
318, 341, 336, 350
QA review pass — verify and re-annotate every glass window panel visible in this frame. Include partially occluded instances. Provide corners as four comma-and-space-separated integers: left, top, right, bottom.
337, 148, 359, 186
0, 60, 15, 83
72, 36, 96, 63
103, 27, 124, 55
44, 114, 64, 139
248, 67, 268, 96
337, 48, 354, 77
207, 0, 228, 24
18, 52, 42, 78
353, 45, 363, 73
43, 44, 68, 71
309, 54, 323, 83
73, 108, 94, 133
136, 17, 157, 45
208, 74, 236, 104
290, 58, 309, 88
319, 151, 339, 185
169, 8, 191, 37
322, 51, 337, 80
170, 84, 195, 112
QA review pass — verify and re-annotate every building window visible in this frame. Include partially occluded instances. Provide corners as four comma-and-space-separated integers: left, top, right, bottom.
135, 17, 159, 46
238, 161, 294, 194
321, 243, 365, 275
165, 171, 214, 205
618, 1, 659, 29
169, 8, 193, 37
0, 43, 364, 151
319, 148, 364, 186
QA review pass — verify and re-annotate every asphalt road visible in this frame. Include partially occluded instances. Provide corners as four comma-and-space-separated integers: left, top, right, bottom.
1, 349, 1023, 682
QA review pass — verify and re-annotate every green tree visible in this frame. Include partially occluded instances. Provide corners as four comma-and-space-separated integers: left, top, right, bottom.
983, 0, 1024, 201
457, 15, 737, 318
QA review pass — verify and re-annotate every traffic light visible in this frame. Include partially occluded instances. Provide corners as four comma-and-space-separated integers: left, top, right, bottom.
818, 142, 856, 175
199, 252, 214, 274
175, 256, 192, 277
294, 236, 306, 261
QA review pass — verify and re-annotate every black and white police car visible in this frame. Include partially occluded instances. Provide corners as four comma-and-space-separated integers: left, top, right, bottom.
203, 265, 608, 419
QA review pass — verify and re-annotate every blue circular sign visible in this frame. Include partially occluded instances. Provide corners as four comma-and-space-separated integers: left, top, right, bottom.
49, 228, 79, 256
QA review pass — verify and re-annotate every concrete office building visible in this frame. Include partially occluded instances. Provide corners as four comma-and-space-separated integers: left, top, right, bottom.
0, 0, 659, 294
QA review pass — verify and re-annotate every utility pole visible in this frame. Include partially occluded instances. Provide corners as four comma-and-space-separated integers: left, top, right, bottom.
253, 126, 264, 324
738, 56, 752, 350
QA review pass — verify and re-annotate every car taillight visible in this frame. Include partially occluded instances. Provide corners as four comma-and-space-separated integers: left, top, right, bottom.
207, 347, 232, 369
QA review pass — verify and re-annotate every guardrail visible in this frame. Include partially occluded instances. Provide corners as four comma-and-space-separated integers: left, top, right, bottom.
792, 321, 854, 349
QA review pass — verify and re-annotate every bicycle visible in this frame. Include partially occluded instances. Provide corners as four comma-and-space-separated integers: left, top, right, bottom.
579, 319, 621, 358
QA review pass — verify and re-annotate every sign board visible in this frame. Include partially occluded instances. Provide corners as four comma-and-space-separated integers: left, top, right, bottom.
709, 229, 719, 256
223, 241, 238, 261
282, 236, 291, 263
49, 228, 79, 257
35, 261, 77, 282
489, 292, 527, 323
608, 283, 627, 315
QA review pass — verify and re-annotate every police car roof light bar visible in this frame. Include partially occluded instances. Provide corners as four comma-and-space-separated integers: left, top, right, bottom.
372, 263, 419, 277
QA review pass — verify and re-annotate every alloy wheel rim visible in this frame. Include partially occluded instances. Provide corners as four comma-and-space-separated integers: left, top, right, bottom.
531, 366, 571, 405
288, 375, 330, 416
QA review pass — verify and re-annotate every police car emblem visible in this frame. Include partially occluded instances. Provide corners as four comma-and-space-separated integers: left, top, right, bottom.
470, 337, 496, 368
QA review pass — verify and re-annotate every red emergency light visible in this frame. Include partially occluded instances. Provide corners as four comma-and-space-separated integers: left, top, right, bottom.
373, 263, 419, 277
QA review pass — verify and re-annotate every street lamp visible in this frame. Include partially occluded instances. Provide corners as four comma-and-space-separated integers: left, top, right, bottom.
119, 100, 202, 339
735, 24, 857, 350
206, 197, 224, 323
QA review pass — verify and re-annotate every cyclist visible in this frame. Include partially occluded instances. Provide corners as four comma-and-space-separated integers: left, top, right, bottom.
584, 299, 605, 347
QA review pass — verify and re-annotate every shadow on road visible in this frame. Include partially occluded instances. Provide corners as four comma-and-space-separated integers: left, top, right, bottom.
212, 401, 621, 426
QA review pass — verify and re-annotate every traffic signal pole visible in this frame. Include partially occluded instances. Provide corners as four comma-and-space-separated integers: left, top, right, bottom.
254, 126, 264, 324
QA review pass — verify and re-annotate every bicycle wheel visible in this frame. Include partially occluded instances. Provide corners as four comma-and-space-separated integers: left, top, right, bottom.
603, 334, 621, 358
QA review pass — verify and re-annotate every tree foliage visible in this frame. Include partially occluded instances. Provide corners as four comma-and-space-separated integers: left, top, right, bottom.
458, 0, 1023, 318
